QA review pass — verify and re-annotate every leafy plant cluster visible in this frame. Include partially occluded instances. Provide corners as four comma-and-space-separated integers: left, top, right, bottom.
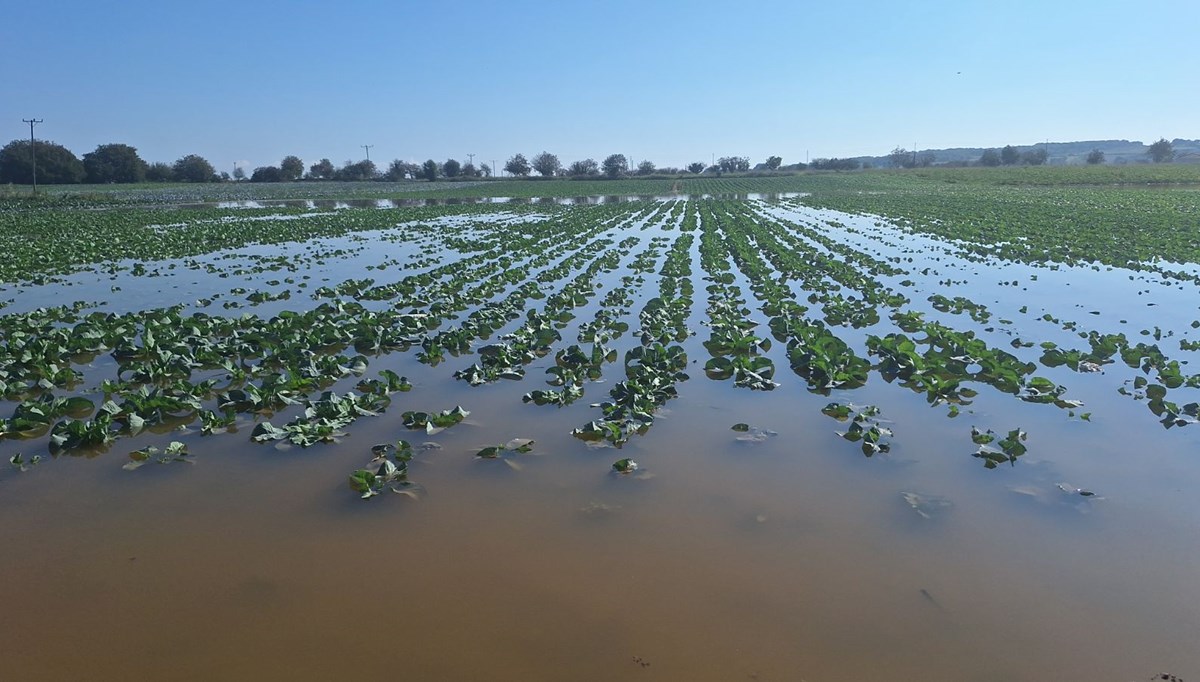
573, 233, 695, 446
697, 207, 777, 390
788, 173, 1200, 285
6, 179, 1200, 496
822, 402, 893, 456
524, 249, 647, 407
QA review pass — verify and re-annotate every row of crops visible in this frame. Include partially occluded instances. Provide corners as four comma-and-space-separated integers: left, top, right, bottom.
3, 190, 1200, 496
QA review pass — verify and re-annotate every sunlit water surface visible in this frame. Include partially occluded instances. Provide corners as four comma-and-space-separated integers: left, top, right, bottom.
1, 200, 1197, 681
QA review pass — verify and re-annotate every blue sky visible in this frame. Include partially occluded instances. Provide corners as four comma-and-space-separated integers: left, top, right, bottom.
4, 0, 1196, 173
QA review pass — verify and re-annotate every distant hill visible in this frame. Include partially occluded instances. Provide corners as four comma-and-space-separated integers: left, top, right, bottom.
858, 139, 1200, 167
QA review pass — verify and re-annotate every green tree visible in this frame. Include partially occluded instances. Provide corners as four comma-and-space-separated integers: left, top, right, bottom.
686, 162, 706, 174
308, 158, 335, 180
250, 166, 282, 182
422, 159, 439, 181
568, 159, 598, 176
717, 156, 750, 173
233, 166, 246, 181
461, 162, 479, 178
145, 162, 174, 182
82, 143, 146, 183
443, 158, 461, 178
887, 147, 912, 169
504, 153, 531, 177
385, 159, 404, 181
173, 154, 217, 182
1000, 145, 1020, 165
979, 149, 1002, 167
765, 155, 782, 170
532, 151, 560, 177
0, 139, 85, 184
602, 153, 628, 178
1147, 138, 1175, 163
1086, 149, 1105, 165
1021, 148, 1048, 166
335, 160, 377, 181
809, 158, 860, 171
479, 163, 492, 178
636, 160, 656, 175
280, 155, 304, 181
385, 160, 418, 181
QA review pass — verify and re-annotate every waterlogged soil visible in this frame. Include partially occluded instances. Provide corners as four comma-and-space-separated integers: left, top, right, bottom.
1, 198, 1198, 681
175, 191, 807, 210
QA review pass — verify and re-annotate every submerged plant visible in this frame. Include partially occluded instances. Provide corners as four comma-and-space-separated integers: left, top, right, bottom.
348, 440, 420, 500
971, 427, 1027, 468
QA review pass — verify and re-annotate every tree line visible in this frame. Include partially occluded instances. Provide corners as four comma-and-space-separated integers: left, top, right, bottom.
886, 138, 1178, 168
0, 140, 227, 184
400, 153, 805, 181
3, 135, 1184, 186
0, 139, 809, 185
977, 138, 1176, 166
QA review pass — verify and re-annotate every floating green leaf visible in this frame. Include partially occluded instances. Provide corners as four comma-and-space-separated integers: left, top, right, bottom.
612, 458, 638, 473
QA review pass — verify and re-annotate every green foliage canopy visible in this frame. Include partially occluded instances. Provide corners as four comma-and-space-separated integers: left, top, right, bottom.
602, 153, 628, 178
532, 151, 560, 177
0, 139, 85, 184
308, 158, 335, 179
83, 143, 147, 183
1148, 138, 1175, 163
505, 153, 531, 177
172, 154, 218, 183
280, 155, 304, 181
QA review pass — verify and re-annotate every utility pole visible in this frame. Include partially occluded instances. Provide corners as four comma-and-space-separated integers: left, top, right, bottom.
362, 144, 373, 161
22, 118, 43, 195
467, 153, 475, 167
492, 160, 497, 178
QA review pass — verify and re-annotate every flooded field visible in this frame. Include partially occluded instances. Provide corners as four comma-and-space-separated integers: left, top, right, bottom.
2, 190, 1199, 680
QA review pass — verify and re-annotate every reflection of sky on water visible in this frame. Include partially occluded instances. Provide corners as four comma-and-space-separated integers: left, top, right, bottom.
177, 192, 808, 210
761, 200, 1200, 354
1, 199, 1199, 682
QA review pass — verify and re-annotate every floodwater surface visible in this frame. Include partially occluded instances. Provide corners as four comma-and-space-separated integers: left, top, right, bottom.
174, 191, 808, 210
1, 199, 1197, 681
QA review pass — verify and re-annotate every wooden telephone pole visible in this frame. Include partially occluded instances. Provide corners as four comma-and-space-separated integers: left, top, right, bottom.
22, 118, 43, 195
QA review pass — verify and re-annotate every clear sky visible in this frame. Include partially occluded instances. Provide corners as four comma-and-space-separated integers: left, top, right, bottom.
3, 0, 1196, 173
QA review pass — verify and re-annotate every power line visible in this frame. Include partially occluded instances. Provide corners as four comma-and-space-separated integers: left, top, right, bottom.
22, 118, 43, 195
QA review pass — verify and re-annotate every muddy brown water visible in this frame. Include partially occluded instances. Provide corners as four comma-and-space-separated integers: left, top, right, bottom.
1, 201, 1198, 681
